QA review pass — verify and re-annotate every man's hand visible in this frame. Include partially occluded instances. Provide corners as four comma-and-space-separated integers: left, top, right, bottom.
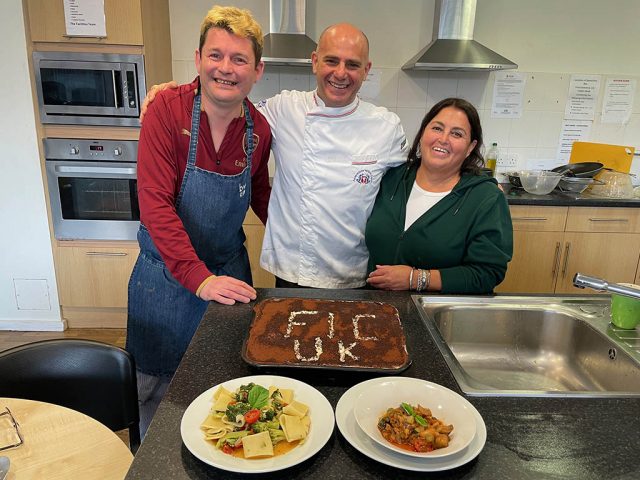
366, 264, 413, 291
140, 81, 178, 123
199, 276, 257, 305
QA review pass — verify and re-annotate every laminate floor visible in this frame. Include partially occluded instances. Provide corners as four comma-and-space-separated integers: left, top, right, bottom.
0, 328, 126, 352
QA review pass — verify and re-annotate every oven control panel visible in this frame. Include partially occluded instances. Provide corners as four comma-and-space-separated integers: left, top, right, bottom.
44, 138, 138, 162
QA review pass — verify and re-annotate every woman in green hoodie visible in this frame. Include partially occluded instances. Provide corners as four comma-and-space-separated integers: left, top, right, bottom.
365, 98, 513, 294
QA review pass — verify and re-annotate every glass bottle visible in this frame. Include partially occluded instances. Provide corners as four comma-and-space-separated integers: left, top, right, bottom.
486, 142, 499, 177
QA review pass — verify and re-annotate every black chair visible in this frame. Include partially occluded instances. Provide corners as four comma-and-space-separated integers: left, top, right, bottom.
0, 339, 140, 453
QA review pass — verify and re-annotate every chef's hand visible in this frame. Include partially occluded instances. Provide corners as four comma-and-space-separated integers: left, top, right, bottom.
199, 276, 257, 305
367, 265, 413, 291
140, 81, 178, 123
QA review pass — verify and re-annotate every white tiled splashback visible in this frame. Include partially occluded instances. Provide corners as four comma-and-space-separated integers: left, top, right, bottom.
173, 60, 640, 181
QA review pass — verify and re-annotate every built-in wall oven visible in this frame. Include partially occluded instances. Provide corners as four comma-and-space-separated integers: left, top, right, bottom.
45, 138, 140, 241
33, 52, 146, 126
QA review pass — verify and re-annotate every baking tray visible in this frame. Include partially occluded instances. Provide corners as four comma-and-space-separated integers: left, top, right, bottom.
241, 297, 411, 374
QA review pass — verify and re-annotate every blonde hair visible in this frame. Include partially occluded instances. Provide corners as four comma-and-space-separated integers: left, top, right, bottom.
199, 5, 264, 66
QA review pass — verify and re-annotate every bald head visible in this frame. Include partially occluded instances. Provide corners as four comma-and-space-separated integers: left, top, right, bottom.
312, 23, 372, 108
318, 23, 370, 59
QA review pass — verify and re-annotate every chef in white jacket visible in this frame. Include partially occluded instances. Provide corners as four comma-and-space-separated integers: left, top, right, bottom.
258, 23, 408, 288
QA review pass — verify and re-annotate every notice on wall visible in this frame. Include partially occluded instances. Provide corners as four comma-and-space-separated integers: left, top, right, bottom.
63, 0, 106, 37
564, 75, 601, 120
601, 78, 636, 125
556, 120, 592, 162
491, 71, 525, 118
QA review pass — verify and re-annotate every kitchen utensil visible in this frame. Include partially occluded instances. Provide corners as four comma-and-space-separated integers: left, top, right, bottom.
588, 170, 634, 198
556, 177, 604, 194
519, 170, 563, 195
0, 456, 9, 480
611, 285, 640, 329
551, 162, 603, 178
569, 142, 635, 173
504, 172, 523, 188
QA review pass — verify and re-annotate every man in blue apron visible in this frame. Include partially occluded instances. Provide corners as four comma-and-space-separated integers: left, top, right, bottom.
126, 6, 271, 436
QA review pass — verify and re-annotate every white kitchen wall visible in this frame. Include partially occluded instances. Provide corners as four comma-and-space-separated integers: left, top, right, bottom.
0, 0, 63, 330
168, 0, 640, 178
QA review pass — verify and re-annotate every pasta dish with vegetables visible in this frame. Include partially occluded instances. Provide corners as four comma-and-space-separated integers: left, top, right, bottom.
377, 403, 453, 452
201, 382, 310, 458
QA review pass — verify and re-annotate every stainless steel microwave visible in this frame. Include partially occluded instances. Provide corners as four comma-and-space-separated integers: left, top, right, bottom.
33, 52, 146, 126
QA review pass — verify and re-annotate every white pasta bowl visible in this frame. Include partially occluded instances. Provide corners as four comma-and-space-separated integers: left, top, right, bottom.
353, 377, 477, 458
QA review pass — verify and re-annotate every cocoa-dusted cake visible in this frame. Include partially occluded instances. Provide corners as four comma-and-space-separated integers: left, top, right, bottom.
243, 298, 409, 370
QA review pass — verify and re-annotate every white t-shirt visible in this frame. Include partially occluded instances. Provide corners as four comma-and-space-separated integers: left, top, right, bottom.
404, 181, 450, 231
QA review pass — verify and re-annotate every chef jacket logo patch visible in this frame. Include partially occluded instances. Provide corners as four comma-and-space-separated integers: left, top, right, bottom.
239, 183, 246, 197
353, 170, 373, 185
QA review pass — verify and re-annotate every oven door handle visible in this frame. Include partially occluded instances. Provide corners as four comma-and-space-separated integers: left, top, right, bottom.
55, 165, 136, 175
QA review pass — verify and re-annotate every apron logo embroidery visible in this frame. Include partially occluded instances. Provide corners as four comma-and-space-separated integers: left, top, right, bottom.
242, 132, 260, 155
235, 158, 247, 168
239, 183, 246, 197
353, 170, 373, 185
181, 128, 191, 137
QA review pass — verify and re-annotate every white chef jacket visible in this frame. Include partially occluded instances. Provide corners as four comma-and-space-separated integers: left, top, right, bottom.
257, 89, 408, 288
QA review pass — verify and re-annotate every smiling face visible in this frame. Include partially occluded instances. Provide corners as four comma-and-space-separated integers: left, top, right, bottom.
195, 27, 264, 110
311, 24, 371, 108
419, 106, 478, 178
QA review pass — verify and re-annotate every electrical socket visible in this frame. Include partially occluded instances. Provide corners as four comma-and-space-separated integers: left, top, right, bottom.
497, 153, 518, 168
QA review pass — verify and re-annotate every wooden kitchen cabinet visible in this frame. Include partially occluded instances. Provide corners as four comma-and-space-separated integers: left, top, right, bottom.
554, 232, 640, 293
555, 207, 640, 293
55, 241, 139, 327
244, 209, 275, 288
26, 0, 144, 45
497, 205, 640, 294
495, 206, 567, 293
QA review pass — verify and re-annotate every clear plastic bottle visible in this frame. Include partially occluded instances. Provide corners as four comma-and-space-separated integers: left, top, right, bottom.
486, 142, 499, 177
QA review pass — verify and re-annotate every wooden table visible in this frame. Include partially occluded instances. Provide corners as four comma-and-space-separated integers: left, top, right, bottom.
0, 398, 133, 480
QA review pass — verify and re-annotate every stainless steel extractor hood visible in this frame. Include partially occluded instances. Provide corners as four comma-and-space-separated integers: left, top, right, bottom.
402, 0, 517, 71
262, 0, 316, 66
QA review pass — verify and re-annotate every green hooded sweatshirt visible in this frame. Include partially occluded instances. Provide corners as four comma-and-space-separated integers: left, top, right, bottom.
365, 163, 513, 294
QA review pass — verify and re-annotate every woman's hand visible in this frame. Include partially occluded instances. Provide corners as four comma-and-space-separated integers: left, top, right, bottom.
367, 265, 414, 291
140, 81, 179, 122
199, 276, 257, 305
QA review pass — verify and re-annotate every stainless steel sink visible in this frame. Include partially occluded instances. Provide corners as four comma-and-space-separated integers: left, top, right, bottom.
413, 295, 640, 397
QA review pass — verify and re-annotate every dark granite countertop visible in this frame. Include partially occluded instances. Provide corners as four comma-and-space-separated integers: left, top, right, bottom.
501, 183, 640, 207
125, 289, 640, 480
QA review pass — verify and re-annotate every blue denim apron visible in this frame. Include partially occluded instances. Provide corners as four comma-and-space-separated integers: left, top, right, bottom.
126, 93, 254, 376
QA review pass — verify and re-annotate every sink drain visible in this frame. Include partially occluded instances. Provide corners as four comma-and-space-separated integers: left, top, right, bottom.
608, 348, 617, 360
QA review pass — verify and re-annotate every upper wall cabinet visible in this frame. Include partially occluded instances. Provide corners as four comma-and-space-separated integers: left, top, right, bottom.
26, 0, 144, 45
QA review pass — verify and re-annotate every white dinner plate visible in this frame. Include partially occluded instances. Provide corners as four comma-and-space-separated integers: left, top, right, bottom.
354, 377, 477, 458
180, 375, 335, 473
336, 377, 487, 472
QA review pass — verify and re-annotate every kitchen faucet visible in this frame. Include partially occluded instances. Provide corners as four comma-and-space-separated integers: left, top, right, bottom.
573, 273, 640, 300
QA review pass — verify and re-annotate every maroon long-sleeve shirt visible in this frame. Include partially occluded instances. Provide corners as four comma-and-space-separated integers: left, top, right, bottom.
137, 77, 272, 293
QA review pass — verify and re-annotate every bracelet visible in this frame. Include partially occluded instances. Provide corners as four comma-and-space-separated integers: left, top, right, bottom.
425, 269, 431, 291
416, 269, 424, 292
409, 268, 414, 290
420, 269, 427, 292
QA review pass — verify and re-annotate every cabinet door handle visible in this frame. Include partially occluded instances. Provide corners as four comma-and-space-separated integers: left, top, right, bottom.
551, 242, 561, 278
85, 252, 128, 257
588, 218, 629, 223
512, 217, 548, 221
561, 242, 571, 278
